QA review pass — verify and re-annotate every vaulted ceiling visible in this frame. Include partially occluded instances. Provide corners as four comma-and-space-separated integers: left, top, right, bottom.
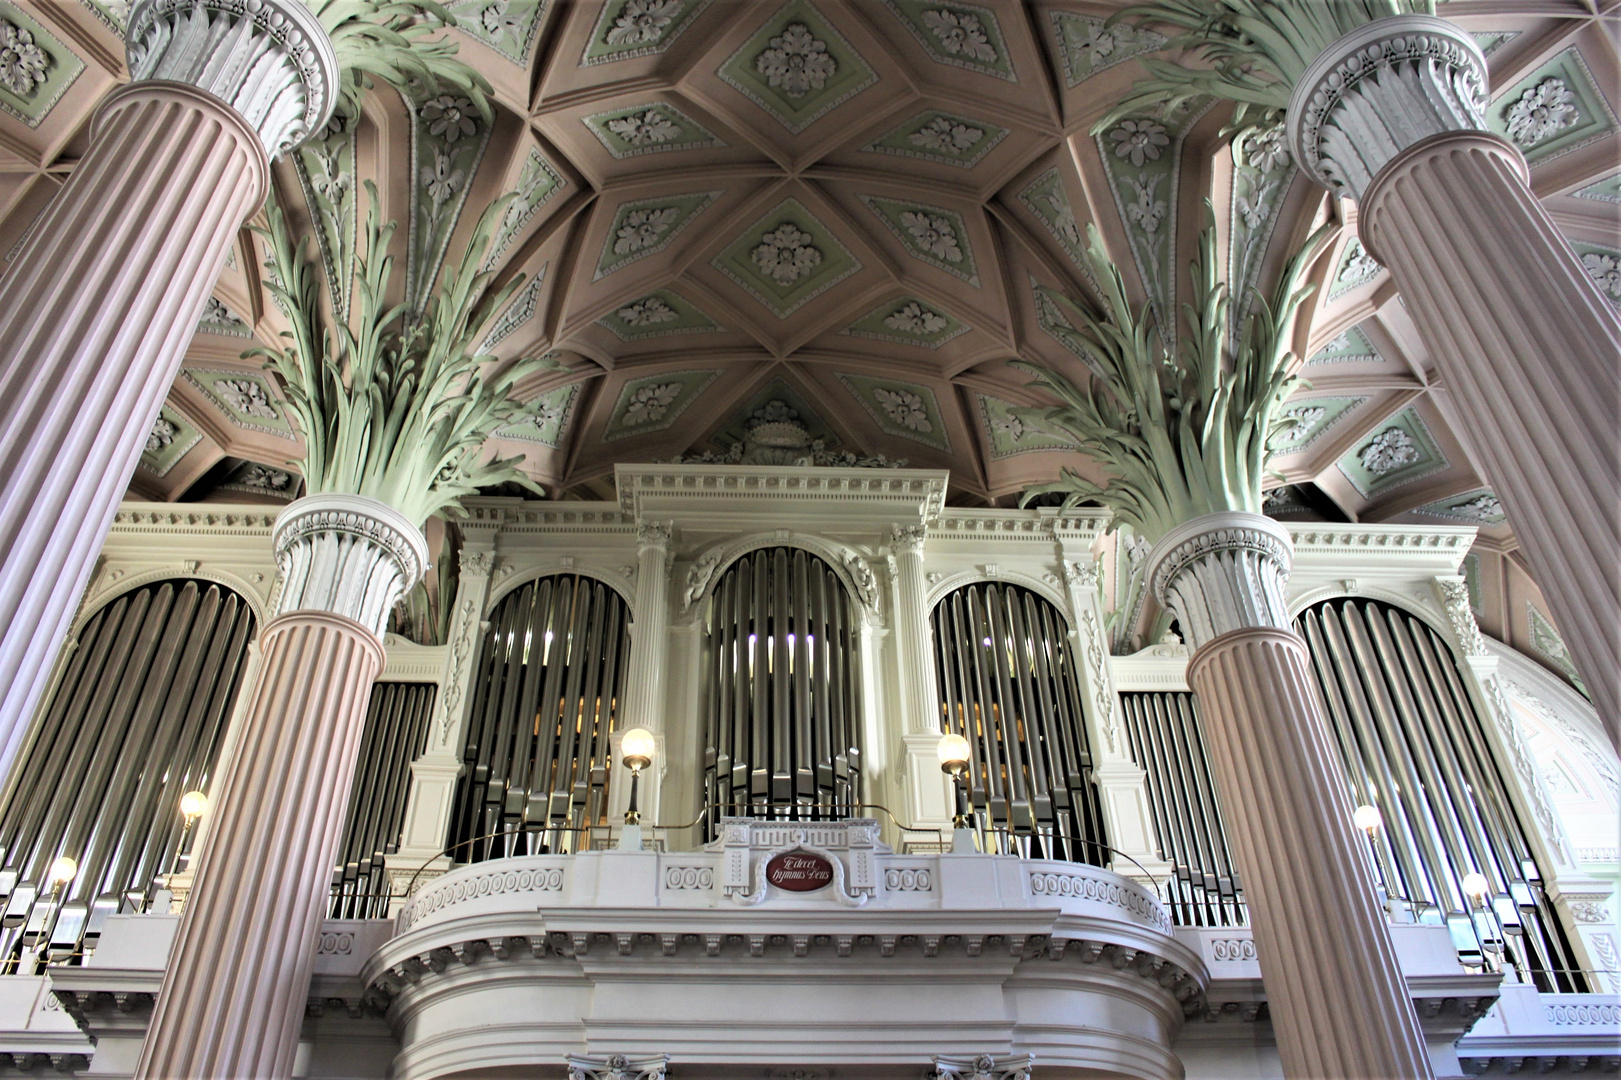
0, 0, 1616, 668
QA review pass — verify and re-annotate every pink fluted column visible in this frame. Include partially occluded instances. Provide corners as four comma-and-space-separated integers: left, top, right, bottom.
0, 0, 336, 784
1287, 15, 1620, 749
1148, 513, 1433, 1080
1360, 133, 1621, 750
138, 494, 427, 1079
138, 611, 382, 1078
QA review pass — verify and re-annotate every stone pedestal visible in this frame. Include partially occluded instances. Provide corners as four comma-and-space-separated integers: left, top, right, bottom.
1290, 15, 1621, 750
1147, 512, 1433, 1080
136, 495, 425, 1080
0, 0, 335, 785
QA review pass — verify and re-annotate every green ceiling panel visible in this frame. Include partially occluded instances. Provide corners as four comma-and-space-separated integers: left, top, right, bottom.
979, 395, 1076, 459
597, 289, 721, 341
594, 189, 719, 280
1048, 10, 1162, 87
0, 2, 84, 128
446, 0, 546, 64
583, 0, 712, 64
882, 0, 1014, 81
716, 0, 876, 133
1413, 488, 1507, 526
1572, 172, 1621, 205
500, 383, 579, 448
715, 379, 837, 448
1308, 324, 1382, 365
1336, 408, 1449, 498
1570, 241, 1621, 308
1018, 169, 1092, 283
837, 372, 950, 451
1487, 47, 1618, 166
583, 101, 727, 159
182, 370, 297, 440
862, 109, 1008, 169
843, 296, 968, 349
861, 195, 977, 285
1326, 237, 1382, 300
138, 406, 202, 479
603, 369, 721, 441
1267, 395, 1366, 454
486, 150, 566, 269
711, 197, 860, 318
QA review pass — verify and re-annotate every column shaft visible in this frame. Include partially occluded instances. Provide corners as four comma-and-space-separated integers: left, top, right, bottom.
0, 82, 268, 781
889, 528, 938, 734
136, 611, 384, 1079
623, 524, 672, 733
1361, 131, 1621, 750
1190, 628, 1433, 1079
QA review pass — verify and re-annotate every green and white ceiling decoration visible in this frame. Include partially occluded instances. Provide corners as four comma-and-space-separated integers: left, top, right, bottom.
837, 374, 949, 452
26, 0, 1605, 557
712, 198, 859, 318
598, 289, 720, 341
602, 370, 720, 441
138, 407, 202, 479
1337, 408, 1448, 499
0, 1, 81, 127
716, 0, 875, 134
219, 461, 299, 501
843, 296, 967, 349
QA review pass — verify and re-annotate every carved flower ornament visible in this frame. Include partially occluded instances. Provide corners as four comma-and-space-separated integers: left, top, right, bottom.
1506, 77, 1578, 148
479, 0, 524, 44
899, 210, 964, 262
613, 206, 680, 255
616, 297, 679, 326
422, 96, 477, 142
922, 9, 996, 63
607, 109, 679, 145
1109, 119, 1168, 167
1582, 252, 1621, 299
422, 151, 463, 205
146, 418, 177, 454
752, 223, 822, 285
910, 116, 982, 154
1241, 125, 1290, 174
756, 23, 836, 98
606, 0, 682, 47
883, 302, 947, 335
1359, 427, 1419, 475
874, 387, 932, 432
0, 20, 47, 98
622, 382, 681, 425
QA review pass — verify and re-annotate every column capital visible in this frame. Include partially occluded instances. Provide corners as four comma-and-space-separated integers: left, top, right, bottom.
1287, 14, 1489, 202
890, 523, 927, 555
1145, 512, 1293, 650
637, 520, 673, 556
271, 493, 428, 636
126, 0, 338, 157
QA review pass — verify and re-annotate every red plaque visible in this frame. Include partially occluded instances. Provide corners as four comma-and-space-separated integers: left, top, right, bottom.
765, 850, 834, 892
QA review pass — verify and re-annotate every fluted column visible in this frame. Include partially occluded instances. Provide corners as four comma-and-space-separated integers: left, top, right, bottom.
1147, 512, 1433, 1080
138, 494, 426, 1080
0, 0, 336, 784
889, 524, 952, 829
624, 522, 673, 734
1289, 15, 1621, 750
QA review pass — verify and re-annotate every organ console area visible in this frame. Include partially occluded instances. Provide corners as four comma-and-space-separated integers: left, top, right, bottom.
0, 465, 1614, 1079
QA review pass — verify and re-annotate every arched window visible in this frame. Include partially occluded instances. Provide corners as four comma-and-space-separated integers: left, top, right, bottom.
1300, 598, 1587, 991
0, 579, 256, 969
450, 574, 630, 861
703, 547, 862, 832
931, 581, 1107, 865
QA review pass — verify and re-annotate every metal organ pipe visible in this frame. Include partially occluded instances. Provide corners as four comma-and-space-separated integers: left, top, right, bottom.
0, 580, 255, 968
450, 575, 629, 862
329, 682, 435, 919
703, 548, 861, 836
930, 582, 1107, 864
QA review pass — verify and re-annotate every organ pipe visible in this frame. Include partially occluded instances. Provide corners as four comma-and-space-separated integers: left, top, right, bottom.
703, 547, 861, 836
931, 582, 1107, 865
329, 682, 435, 919
0, 580, 255, 970
450, 575, 629, 862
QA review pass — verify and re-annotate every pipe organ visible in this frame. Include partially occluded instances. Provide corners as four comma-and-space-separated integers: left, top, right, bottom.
330, 682, 435, 919
702, 547, 862, 834
450, 574, 630, 862
1299, 598, 1588, 991
0, 579, 255, 969
1120, 691, 1245, 927
931, 581, 1108, 865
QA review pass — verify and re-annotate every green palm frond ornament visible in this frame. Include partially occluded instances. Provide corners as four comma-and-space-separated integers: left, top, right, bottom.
306, 0, 494, 126
1015, 205, 1331, 544
1095, 0, 1436, 133
252, 181, 560, 528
